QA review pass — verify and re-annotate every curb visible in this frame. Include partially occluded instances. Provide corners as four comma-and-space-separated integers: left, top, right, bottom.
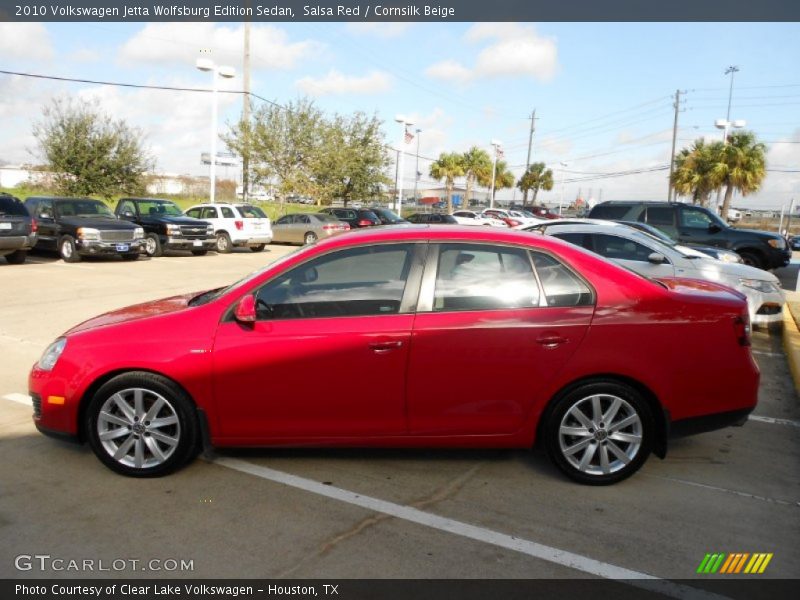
781, 305, 800, 393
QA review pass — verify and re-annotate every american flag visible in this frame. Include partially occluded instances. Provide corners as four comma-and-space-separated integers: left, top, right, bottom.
404, 129, 414, 144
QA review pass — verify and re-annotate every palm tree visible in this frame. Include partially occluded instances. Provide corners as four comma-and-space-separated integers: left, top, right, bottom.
517, 162, 554, 207
712, 131, 767, 222
429, 152, 465, 213
478, 160, 515, 205
460, 146, 491, 210
671, 139, 722, 207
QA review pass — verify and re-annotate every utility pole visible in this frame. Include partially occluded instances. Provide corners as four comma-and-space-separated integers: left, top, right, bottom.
522, 109, 536, 207
668, 89, 682, 203
242, 19, 251, 203
413, 129, 421, 205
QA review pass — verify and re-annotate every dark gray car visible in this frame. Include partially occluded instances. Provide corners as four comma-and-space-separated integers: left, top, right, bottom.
0, 193, 37, 264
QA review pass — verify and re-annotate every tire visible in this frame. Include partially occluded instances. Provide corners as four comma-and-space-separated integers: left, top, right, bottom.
216, 231, 232, 253
191, 249, 208, 256
59, 235, 81, 263
544, 380, 653, 485
86, 372, 199, 477
738, 251, 764, 270
250, 244, 266, 252
303, 231, 318, 245
5, 250, 26, 264
144, 233, 163, 257
121, 253, 140, 261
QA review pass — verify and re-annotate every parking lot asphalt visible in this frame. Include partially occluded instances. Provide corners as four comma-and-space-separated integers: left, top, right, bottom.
1, 247, 798, 584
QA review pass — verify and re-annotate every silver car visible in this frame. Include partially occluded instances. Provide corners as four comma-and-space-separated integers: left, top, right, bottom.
526, 220, 785, 330
272, 213, 350, 245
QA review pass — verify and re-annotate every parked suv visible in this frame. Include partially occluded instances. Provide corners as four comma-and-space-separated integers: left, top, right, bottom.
25, 197, 144, 262
320, 207, 381, 228
185, 203, 272, 253
0, 193, 37, 264
115, 198, 215, 257
588, 201, 790, 269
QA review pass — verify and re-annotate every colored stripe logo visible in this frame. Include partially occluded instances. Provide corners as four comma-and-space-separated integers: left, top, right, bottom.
697, 553, 773, 574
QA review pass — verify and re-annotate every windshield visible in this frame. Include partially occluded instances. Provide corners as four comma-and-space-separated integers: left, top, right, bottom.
55, 199, 115, 218
188, 246, 308, 307
236, 205, 267, 218
138, 200, 184, 216
374, 208, 403, 222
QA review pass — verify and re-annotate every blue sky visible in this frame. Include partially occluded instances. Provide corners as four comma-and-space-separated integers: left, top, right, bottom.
0, 21, 798, 207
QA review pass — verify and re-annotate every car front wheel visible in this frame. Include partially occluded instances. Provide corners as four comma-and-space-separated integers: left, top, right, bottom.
86, 372, 198, 477
59, 235, 81, 263
144, 233, 163, 257
545, 381, 653, 485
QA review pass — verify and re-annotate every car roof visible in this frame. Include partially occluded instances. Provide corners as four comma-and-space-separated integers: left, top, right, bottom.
536, 221, 666, 242
26, 196, 98, 202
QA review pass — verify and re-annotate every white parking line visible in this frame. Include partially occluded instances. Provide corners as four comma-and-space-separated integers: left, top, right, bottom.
2, 393, 32, 406
213, 457, 726, 600
749, 414, 800, 428
751, 350, 784, 358
645, 474, 798, 507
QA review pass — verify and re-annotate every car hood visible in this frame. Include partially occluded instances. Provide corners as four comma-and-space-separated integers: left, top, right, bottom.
144, 215, 208, 226
655, 277, 747, 302
65, 291, 202, 335
695, 260, 781, 284
58, 216, 137, 230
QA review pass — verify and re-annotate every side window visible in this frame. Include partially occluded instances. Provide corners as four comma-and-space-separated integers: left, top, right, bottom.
186, 208, 200, 218
589, 234, 663, 263
254, 244, 414, 320
553, 232, 591, 250
275, 215, 292, 225
201, 207, 218, 219
680, 208, 714, 229
646, 206, 675, 226
433, 244, 539, 311
298, 215, 311, 224
221, 206, 235, 219
118, 200, 136, 216
36, 200, 53, 219
530, 253, 594, 307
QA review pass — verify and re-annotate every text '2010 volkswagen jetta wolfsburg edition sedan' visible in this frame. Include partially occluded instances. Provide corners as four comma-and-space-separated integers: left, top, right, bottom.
29, 226, 759, 484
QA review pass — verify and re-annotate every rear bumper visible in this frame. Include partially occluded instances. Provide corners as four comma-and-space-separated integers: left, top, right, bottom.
0, 234, 35, 252
669, 407, 753, 438
232, 234, 273, 246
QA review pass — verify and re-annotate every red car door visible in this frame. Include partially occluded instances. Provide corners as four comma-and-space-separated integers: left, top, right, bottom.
212, 243, 424, 440
406, 243, 594, 435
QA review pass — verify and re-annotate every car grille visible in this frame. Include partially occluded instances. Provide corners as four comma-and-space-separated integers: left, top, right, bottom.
31, 393, 42, 419
179, 225, 209, 239
98, 230, 135, 242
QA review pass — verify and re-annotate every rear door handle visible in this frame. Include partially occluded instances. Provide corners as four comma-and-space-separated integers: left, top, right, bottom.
369, 340, 404, 353
536, 335, 567, 349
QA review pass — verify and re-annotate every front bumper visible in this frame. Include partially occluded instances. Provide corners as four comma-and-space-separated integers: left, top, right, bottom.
77, 239, 145, 255
29, 367, 81, 438
165, 237, 216, 251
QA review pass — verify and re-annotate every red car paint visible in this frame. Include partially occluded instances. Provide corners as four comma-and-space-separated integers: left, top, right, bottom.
30, 226, 759, 450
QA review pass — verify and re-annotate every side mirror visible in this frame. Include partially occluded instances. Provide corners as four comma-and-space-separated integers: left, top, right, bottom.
648, 252, 666, 265
39, 212, 52, 220
233, 295, 256, 323
121, 210, 135, 219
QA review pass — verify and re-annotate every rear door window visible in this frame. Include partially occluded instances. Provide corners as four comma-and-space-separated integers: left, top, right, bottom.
529, 253, 594, 307
221, 206, 235, 219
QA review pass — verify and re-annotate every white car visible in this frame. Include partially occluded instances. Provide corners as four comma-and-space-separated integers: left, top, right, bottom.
185, 203, 273, 253
451, 210, 508, 227
530, 221, 785, 329
480, 208, 546, 227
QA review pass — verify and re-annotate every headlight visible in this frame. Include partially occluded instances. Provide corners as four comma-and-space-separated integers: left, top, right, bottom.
768, 238, 786, 250
76, 227, 100, 241
133, 227, 145, 239
38, 338, 67, 371
165, 224, 181, 235
717, 251, 742, 263
739, 278, 779, 294
206, 225, 214, 235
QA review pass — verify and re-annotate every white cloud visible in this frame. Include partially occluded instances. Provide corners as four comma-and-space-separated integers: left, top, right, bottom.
294, 70, 392, 96
119, 23, 320, 71
346, 23, 412, 38
69, 48, 101, 63
0, 23, 54, 61
425, 23, 558, 86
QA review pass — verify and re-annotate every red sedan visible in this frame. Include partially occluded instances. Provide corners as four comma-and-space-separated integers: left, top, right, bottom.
29, 226, 759, 484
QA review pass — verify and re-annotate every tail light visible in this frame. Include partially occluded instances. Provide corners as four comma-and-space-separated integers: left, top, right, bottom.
357, 219, 374, 227
322, 224, 337, 231
235, 220, 244, 230
733, 313, 751, 347
30, 218, 38, 233
505, 218, 522, 227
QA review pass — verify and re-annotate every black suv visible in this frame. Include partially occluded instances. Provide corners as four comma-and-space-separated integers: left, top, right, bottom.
405, 213, 459, 224
116, 198, 215, 257
588, 201, 790, 270
0, 193, 37, 264
24, 196, 145, 262
320, 207, 381, 228
368, 207, 408, 225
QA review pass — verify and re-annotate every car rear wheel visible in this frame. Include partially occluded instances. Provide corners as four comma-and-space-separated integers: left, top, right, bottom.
545, 381, 653, 485
144, 233, 163, 257
304, 232, 317, 245
59, 235, 81, 263
738, 251, 764, 270
86, 372, 198, 477
5, 250, 26, 264
250, 244, 266, 252
216, 232, 232, 253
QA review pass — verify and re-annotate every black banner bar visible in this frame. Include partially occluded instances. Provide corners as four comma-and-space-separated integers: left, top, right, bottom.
1, 0, 799, 22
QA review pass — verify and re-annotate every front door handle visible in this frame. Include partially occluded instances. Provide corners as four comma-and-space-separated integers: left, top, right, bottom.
536, 335, 567, 349
369, 340, 404, 353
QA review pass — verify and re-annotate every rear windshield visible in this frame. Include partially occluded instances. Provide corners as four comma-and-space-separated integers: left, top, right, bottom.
360, 210, 379, 221
236, 205, 266, 218
589, 205, 632, 219
0, 196, 28, 216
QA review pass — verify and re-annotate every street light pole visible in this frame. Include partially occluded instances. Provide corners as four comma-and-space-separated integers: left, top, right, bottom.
713, 66, 744, 213
558, 162, 568, 216
413, 128, 421, 205
197, 57, 235, 204
394, 115, 414, 215
489, 140, 501, 209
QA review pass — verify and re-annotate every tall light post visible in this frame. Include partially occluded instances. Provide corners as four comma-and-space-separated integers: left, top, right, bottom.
489, 139, 502, 209
558, 161, 569, 216
197, 57, 235, 204
413, 128, 421, 205
713, 66, 745, 212
394, 115, 414, 214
